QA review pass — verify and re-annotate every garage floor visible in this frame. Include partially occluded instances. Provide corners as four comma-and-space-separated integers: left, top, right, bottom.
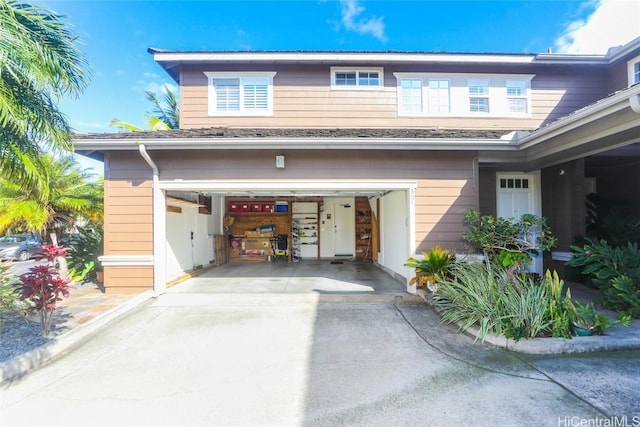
170, 260, 407, 294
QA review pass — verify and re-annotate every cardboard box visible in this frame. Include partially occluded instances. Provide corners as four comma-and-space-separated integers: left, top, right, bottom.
243, 238, 271, 250
245, 231, 261, 237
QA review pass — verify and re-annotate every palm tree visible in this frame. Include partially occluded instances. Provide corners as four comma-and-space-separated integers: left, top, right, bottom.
0, 1, 90, 184
109, 85, 179, 131
0, 155, 103, 239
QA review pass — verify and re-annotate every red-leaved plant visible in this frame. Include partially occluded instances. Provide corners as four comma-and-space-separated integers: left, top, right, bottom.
20, 245, 73, 335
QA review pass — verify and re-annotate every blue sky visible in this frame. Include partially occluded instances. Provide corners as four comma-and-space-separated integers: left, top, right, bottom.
40, 0, 638, 157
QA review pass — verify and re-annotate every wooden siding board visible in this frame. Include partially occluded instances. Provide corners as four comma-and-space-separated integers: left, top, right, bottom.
178, 62, 609, 129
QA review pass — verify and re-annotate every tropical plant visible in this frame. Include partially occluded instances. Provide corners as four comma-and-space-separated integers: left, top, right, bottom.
405, 245, 456, 289
568, 238, 640, 317
0, 154, 103, 239
146, 85, 179, 129
432, 260, 552, 342
571, 301, 630, 335
602, 275, 640, 318
544, 270, 574, 338
109, 85, 179, 131
19, 245, 73, 335
67, 223, 104, 284
0, 1, 89, 185
462, 210, 556, 273
0, 259, 29, 331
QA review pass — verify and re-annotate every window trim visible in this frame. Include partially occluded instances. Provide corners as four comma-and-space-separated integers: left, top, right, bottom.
204, 71, 276, 116
468, 79, 490, 114
628, 54, 640, 86
330, 67, 384, 90
506, 79, 529, 114
394, 72, 534, 118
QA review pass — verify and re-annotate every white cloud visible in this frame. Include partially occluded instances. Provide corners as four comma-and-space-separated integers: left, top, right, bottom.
555, 0, 640, 54
338, 0, 387, 43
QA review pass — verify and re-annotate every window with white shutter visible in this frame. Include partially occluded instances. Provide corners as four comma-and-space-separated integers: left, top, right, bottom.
204, 72, 276, 116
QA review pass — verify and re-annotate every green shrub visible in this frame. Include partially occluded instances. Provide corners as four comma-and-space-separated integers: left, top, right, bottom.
462, 210, 556, 272
67, 223, 104, 284
568, 238, 640, 317
0, 260, 28, 329
432, 261, 613, 341
602, 276, 640, 318
544, 270, 574, 338
433, 260, 552, 342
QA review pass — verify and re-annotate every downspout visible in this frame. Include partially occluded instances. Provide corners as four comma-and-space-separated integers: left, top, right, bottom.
138, 144, 167, 295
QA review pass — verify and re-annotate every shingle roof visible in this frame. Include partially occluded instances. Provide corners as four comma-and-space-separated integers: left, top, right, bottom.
74, 127, 513, 141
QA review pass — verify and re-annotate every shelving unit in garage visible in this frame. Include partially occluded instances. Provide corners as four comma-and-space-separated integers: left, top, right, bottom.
291, 202, 319, 260
225, 199, 291, 263
355, 197, 372, 260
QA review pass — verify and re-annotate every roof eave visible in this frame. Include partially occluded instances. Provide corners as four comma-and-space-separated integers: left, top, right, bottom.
74, 137, 520, 152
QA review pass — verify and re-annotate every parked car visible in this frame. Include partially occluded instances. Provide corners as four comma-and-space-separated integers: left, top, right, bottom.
0, 234, 45, 261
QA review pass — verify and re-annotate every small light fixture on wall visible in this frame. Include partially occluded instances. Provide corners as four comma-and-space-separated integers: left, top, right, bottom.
275, 155, 285, 169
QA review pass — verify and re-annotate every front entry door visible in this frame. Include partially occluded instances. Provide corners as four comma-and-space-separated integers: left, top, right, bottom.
496, 174, 542, 274
334, 201, 355, 257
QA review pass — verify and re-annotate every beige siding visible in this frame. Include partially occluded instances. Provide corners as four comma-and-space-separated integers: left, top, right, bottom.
105, 266, 153, 295
104, 153, 154, 293
179, 63, 608, 131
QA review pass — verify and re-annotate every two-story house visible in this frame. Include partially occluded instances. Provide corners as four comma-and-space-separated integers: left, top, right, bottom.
75, 37, 640, 295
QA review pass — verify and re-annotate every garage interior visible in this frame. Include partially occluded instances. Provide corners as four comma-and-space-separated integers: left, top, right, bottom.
163, 187, 411, 287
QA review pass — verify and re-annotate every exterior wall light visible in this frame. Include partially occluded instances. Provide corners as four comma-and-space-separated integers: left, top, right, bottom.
275, 155, 285, 169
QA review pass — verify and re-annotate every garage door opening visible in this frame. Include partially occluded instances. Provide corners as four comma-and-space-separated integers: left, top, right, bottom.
158, 180, 417, 291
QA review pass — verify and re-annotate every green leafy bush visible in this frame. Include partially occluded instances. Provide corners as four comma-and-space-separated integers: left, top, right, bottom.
462, 210, 556, 272
431, 262, 619, 341
568, 238, 640, 317
544, 270, 574, 339
67, 223, 104, 284
0, 260, 29, 330
432, 260, 552, 341
571, 301, 630, 335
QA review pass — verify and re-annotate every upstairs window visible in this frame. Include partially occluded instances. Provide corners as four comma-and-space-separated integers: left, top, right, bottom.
428, 79, 450, 113
399, 79, 423, 114
331, 67, 383, 89
634, 62, 640, 85
468, 79, 489, 113
506, 80, 528, 114
204, 72, 276, 116
395, 73, 533, 118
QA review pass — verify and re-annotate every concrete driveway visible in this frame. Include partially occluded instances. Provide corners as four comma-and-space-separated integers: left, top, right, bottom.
1, 261, 639, 426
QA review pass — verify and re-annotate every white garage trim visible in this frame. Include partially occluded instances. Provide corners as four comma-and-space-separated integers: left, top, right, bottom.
159, 179, 417, 192
154, 179, 418, 294
99, 255, 154, 266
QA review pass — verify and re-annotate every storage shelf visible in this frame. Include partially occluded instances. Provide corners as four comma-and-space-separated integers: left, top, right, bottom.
292, 203, 319, 260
